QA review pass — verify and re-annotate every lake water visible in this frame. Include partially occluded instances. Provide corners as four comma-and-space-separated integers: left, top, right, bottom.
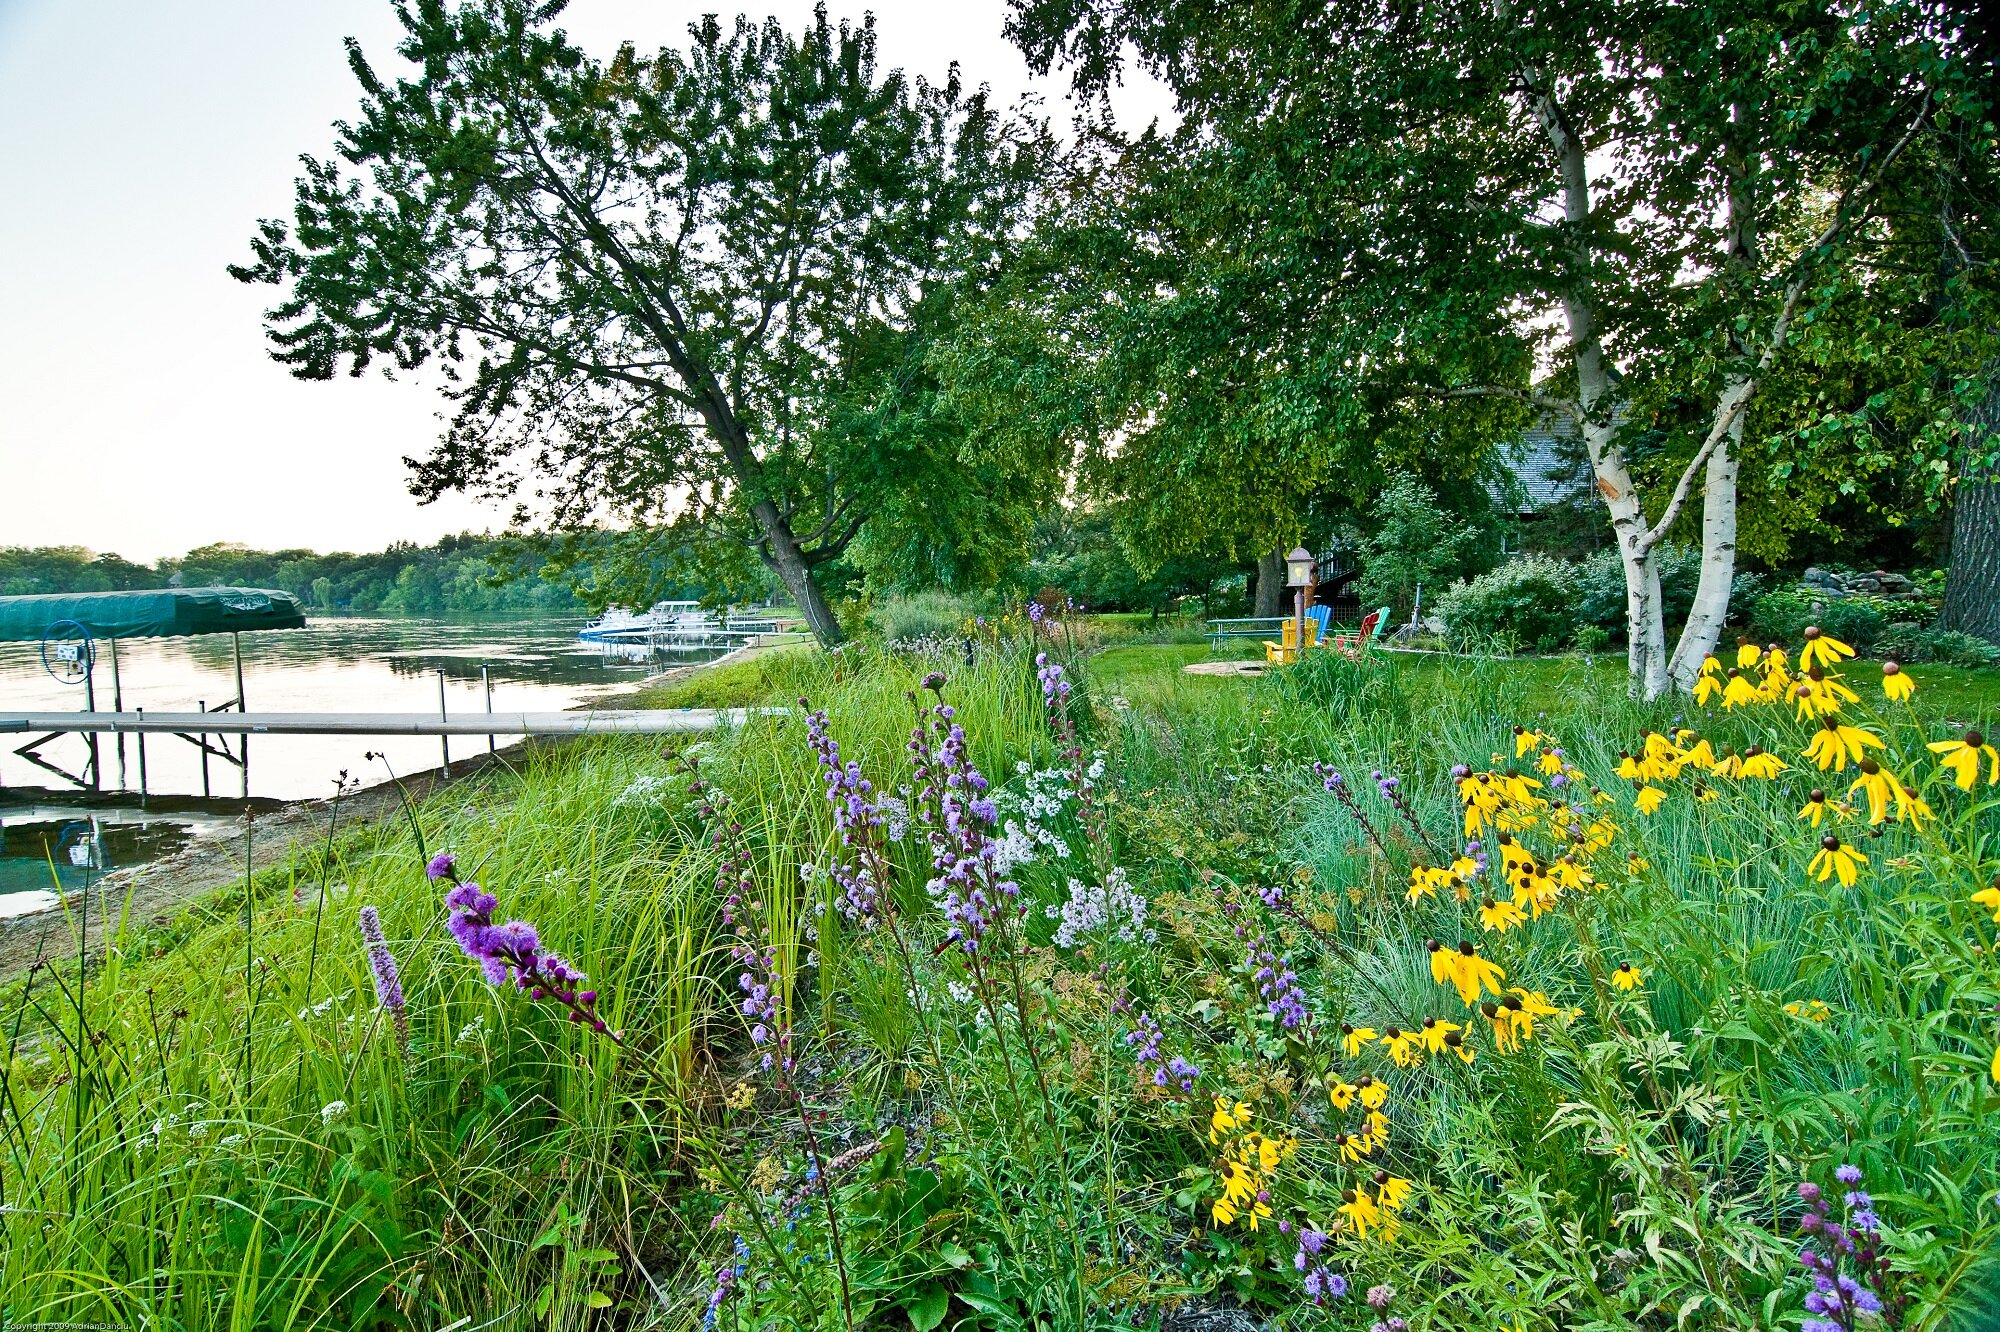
0, 616, 725, 905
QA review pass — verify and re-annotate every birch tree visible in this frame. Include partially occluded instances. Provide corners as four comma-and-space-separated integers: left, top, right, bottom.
1012, 0, 1988, 695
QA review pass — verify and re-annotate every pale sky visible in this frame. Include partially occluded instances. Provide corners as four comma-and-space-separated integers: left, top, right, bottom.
0, 1, 1167, 563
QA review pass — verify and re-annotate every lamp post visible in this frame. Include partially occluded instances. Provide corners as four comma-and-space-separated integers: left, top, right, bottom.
1286, 546, 1314, 653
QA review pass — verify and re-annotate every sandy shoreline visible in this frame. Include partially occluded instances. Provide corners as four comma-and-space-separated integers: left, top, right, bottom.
0, 641, 776, 979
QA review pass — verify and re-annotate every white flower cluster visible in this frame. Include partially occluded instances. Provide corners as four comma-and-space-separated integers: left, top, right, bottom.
1046, 867, 1153, 950
612, 773, 679, 808
990, 763, 1083, 866
320, 1100, 350, 1125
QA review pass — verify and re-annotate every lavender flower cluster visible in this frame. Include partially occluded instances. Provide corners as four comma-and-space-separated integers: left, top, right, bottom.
908, 675, 1018, 954
1123, 1011, 1200, 1092
1796, 1163, 1897, 1332
357, 905, 408, 1054
804, 704, 889, 926
1033, 653, 1107, 851
703, 1234, 751, 1328
690, 771, 794, 1073
1291, 1227, 1344, 1303
1365, 1283, 1406, 1332
429, 853, 610, 1038
1215, 885, 1311, 1030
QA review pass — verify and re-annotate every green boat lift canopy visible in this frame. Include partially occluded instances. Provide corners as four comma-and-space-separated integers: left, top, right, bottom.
1, 588, 305, 796
0, 587, 306, 642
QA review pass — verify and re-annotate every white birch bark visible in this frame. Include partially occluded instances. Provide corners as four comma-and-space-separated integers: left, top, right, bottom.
1667, 382, 1747, 687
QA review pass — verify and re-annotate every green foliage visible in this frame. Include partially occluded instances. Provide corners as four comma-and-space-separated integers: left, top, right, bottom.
1437, 555, 1582, 652
234, 2, 1056, 641
0, 537, 586, 615
1877, 624, 2000, 669
1748, 588, 1892, 652
1349, 471, 1491, 621
867, 590, 984, 645
1572, 544, 1703, 640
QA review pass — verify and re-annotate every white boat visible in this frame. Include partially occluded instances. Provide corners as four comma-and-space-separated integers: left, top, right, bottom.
577, 601, 717, 643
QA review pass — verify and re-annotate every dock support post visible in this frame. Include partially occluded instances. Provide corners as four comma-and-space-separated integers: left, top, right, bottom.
110, 638, 126, 790
136, 707, 148, 802
483, 664, 494, 754
84, 665, 100, 793
199, 700, 211, 799
235, 632, 249, 799
437, 670, 451, 776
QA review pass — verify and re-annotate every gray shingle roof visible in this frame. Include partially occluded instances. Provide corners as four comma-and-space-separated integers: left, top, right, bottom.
1494, 412, 1601, 515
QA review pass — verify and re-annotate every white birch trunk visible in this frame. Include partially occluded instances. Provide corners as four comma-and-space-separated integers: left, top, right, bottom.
1667, 381, 1748, 687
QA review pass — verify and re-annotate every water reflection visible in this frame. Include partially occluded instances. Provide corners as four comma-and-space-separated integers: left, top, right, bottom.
0, 616, 725, 801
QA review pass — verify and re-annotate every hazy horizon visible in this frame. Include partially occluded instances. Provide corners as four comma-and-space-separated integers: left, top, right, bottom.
0, 0, 1168, 564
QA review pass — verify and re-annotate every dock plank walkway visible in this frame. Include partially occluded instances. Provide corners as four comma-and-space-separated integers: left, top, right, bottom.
0, 708, 763, 737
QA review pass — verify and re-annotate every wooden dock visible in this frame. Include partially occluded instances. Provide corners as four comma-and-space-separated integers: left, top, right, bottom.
0, 708, 763, 738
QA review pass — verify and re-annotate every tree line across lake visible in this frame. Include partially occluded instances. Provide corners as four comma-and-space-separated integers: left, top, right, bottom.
0, 536, 585, 617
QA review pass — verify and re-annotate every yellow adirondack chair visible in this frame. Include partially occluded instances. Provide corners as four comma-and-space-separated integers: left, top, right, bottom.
1262, 616, 1320, 663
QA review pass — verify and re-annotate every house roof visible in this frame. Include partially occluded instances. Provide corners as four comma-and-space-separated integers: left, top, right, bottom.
1496, 413, 1598, 515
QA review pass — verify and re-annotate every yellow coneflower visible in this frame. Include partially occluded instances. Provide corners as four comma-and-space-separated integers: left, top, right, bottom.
1381, 1026, 1421, 1068
1512, 871, 1562, 918
1634, 785, 1666, 815
1338, 1186, 1384, 1238
1740, 746, 1786, 779
1799, 625, 1855, 671
1893, 780, 1933, 826
1711, 748, 1744, 779
1442, 1026, 1474, 1064
1848, 759, 1897, 825
1340, 1023, 1377, 1057
1693, 670, 1724, 706
1616, 751, 1642, 781
1683, 737, 1718, 769
1611, 962, 1642, 992
1928, 730, 2000, 790
1784, 999, 1832, 1023
1736, 639, 1762, 669
1808, 834, 1868, 887
1513, 726, 1544, 759
1882, 660, 1915, 702
1722, 669, 1762, 709
1804, 715, 1886, 772
1971, 884, 2000, 924
1357, 1076, 1387, 1111
1798, 788, 1831, 827
1445, 940, 1506, 1005
1419, 1017, 1460, 1055
1329, 1078, 1358, 1111
1478, 897, 1527, 933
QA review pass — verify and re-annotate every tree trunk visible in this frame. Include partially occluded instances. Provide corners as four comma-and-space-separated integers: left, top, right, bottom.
748, 496, 845, 646
1668, 391, 1745, 687
1253, 548, 1285, 617
1941, 374, 2000, 643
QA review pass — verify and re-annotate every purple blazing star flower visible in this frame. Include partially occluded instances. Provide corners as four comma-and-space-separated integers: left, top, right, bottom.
357, 905, 408, 1054
435, 856, 610, 1039
1835, 1163, 1863, 1184
425, 851, 456, 881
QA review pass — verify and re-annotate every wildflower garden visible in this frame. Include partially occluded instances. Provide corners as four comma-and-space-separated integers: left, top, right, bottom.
4, 613, 1999, 1330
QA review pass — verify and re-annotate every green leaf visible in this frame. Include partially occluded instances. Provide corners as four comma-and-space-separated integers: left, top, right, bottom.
906, 1284, 950, 1332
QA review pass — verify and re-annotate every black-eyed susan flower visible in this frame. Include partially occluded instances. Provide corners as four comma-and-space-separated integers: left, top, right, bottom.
1340, 1023, 1377, 1057
1804, 715, 1886, 771
1381, 1026, 1420, 1068
1784, 999, 1832, 1023
1798, 789, 1831, 827
1441, 1026, 1473, 1063
1375, 1171, 1413, 1211
1894, 780, 1933, 826
1693, 667, 1723, 706
1722, 668, 1761, 709
1616, 751, 1641, 781
1444, 940, 1506, 1006
1634, 785, 1666, 815
1929, 730, 2000, 789
1808, 834, 1868, 887
1991, 1045, 2000, 1086
1479, 897, 1527, 932
1682, 736, 1717, 769
1419, 1016, 1460, 1055
1971, 883, 2000, 923
1736, 639, 1762, 669
1329, 1077, 1358, 1111
1338, 1187, 1384, 1238
1799, 625, 1855, 671
1711, 748, 1744, 779
1357, 1075, 1386, 1111
1882, 660, 1915, 702
1740, 746, 1786, 779
1848, 759, 1897, 825
1611, 962, 1642, 992
1513, 726, 1544, 759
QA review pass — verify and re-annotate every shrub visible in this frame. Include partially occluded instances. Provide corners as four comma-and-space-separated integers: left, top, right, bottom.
1571, 543, 1703, 639
867, 589, 983, 644
1438, 555, 1580, 652
1875, 623, 2000, 668
1747, 587, 1888, 651
1350, 471, 1490, 620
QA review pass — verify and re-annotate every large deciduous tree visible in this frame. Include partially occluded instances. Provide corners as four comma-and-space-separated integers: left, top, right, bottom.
234, 1, 1048, 644
1012, 0, 1992, 695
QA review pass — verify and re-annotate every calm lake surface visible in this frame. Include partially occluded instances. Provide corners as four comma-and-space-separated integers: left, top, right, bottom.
0, 616, 725, 905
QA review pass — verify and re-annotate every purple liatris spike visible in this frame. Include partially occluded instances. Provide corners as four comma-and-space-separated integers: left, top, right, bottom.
425, 851, 456, 881
434, 850, 614, 1041
358, 905, 408, 1054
